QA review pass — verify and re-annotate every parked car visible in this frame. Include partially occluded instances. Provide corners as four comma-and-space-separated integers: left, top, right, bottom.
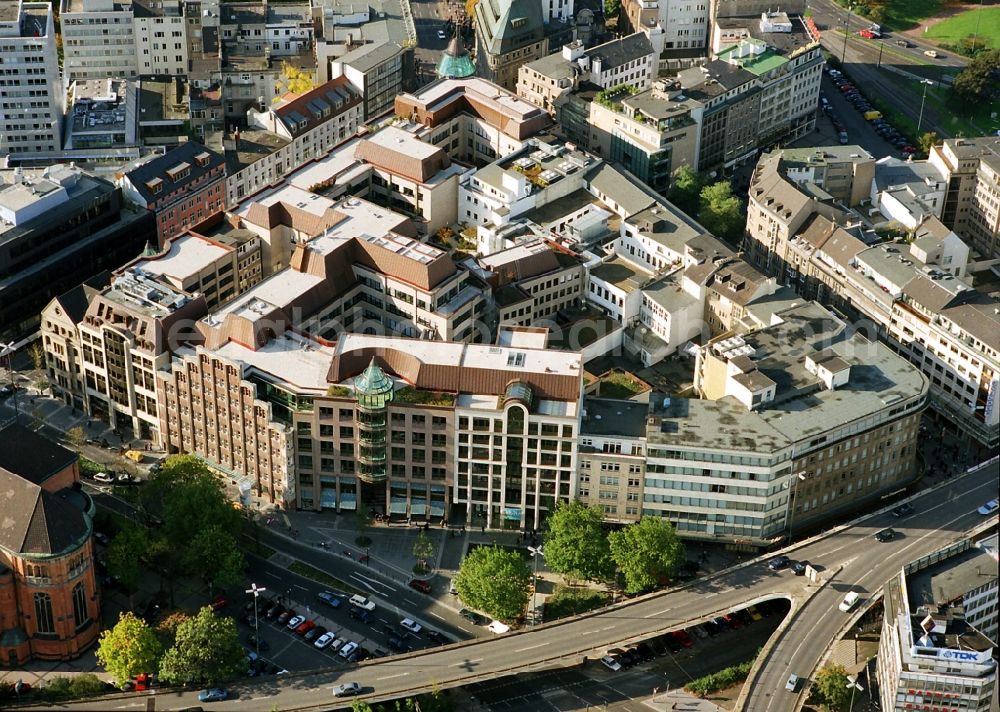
285, 615, 305, 631
408, 579, 432, 594
436, 29, 447, 39
460, 608, 489, 625
349, 608, 374, 624
400, 618, 422, 634
94, 472, 115, 484
349, 647, 372, 663
791, 560, 810, 575
387, 635, 410, 652
746, 605, 763, 621
722, 613, 742, 630
333, 682, 363, 698
902, 146, 918, 154
304, 625, 326, 642
875, 528, 896, 542
674, 629, 695, 648
198, 688, 229, 702
348, 594, 376, 612
317, 591, 342, 608
768, 555, 791, 571
295, 620, 316, 636
265, 603, 285, 620
245, 634, 270, 651
328, 638, 347, 653
314, 632, 336, 650
892, 503, 914, 517
701, 620, 720, 637
601, 654, 622, 672
663, 634, 683, 653
339, 641, 360, 660
276, 609, 296, 625
425, 630, 448, 644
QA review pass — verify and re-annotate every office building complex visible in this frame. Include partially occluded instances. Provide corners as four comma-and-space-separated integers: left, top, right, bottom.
928, 137, 1000, 260
60, 0, 138, 81
0, 1, 63, 157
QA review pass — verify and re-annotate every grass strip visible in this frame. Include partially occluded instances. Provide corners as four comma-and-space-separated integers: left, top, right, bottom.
288, 561, 363, 597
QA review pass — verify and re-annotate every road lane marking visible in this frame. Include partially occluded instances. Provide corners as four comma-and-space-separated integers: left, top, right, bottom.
515, 642, 547, 652
349, 574, 377, 592
376, 672, 410, 680
404, 598, 419, 606
429, 611, 446, 621
644, 608, 671, 618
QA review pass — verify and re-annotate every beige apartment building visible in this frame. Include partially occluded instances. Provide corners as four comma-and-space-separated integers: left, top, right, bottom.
577, 398, 647, 522
929, 136, 1000, 259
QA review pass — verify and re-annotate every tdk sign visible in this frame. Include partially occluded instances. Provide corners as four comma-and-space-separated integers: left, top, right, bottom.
937, 650, 980, 661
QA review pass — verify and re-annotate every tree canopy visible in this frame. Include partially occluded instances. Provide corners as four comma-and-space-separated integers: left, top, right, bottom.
105, 523, 149, 597
275, 61, 316, 97
609, 516, 686, 594
917, 131, 939, 155
668, 164, 702, 217
96, 612, 163, 686
158, 606, 245, 685
543, 500, 613, 581
455, 546, 531, 622
813, 663, 853, 711
698, 181, 744, 241
952, 49, 1000, 106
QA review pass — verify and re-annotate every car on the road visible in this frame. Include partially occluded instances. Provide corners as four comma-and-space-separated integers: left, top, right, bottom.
93, 472, 115, 484
436, 29, 447, 40
198, 688, 229, 702
295, 620, 316, 636
387, 635, 411, 652
839, 591, 861, 612
791, 560, 809, 575
348, 594, 376, 612
924, 49, 939, 58
285, 615, 305, 630
425, 630, 448, 644
601, 654, 623, 671
785, 673, 800, 692
314, 632, 336, 650
333, 682, 363, 698
488, 620, 511, 634
460, 608, 489, 625
896, 39, 910, 47
349, 608, 374, 624
892, 503, 914, 517
875, 528, 897, 542
339, 641, 360, 660
768, 555, 791, 571
317, 591, 342, 608
265, 603, 285, 620
408, 579, 432, 594
400, 618, 422, 634
978, 499, 999, 515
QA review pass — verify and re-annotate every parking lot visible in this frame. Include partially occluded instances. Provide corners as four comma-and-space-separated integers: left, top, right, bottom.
819, 68, 916, 157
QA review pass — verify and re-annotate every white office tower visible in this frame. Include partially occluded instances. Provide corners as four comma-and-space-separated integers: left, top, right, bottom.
61, 0, 138, 82
0, 1, 63, 155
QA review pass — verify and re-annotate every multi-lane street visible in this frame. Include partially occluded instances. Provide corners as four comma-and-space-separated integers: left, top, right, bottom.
52, 462, 998, 712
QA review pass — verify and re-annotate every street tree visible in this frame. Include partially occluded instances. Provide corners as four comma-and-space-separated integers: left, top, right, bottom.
455, 546, 531, 622
413, 529, 435, 573
66, 425, 86, 450
158, 606, 245, 685
698, 181, 744, 241
604, 0, 621, 18
668, 164, 702, 217
543, 500, 613, 582
918, 132, 939, 155
105, 523, 149, 601
154, 611, 190, 649
952, 49, 1000, 106
184, 526, 246, 597
96, 612, 163, 687
813, 663, 852, 711
608, 516, 686, 594
351, 702, 375, 712
29, 342, 44, 372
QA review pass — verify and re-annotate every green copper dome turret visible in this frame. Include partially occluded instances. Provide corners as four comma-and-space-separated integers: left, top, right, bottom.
355, 358, 394, 410
355, 358, 392, 483
437, 28, 476, 79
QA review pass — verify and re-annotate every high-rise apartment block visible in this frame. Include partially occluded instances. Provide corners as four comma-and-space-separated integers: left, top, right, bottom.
0, 1, 63, 156
61, 0, 138, 81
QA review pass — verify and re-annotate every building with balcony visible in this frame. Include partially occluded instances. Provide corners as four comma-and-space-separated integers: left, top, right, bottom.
0, 166, 153, 342
0, 424, 101, 666
928, 136, 1000, 260
395, 77, 553, 168
119, 142, 227, 247
0, 1, 63, 157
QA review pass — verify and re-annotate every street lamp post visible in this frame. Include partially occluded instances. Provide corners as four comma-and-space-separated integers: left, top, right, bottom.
785, 472, 808, 542
246, 582, 266, 659
916, 79, 933, 136
841, 5, 854, 64
846, 672, 865, 710
527, 544, 543, 627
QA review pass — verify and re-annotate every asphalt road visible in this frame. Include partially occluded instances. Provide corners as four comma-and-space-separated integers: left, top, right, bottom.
52, 462, 998, 712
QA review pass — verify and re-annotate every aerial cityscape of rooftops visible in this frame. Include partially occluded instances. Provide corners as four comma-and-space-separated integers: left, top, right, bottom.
0, 0, 997, 709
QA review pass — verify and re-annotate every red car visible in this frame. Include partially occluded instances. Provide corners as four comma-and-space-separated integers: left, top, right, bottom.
408, 579, 432, 594
722, 613, 742, 630
210, 595, 230, 611
295, 620, 317, 636
674, 629, 695, 648
901, 146, 917, 154
858, 29, 878, 39
839, 84, 855, 92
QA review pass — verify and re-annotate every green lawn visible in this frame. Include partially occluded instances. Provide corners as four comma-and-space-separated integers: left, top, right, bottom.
925, 7, 1000, 48
543, 585, 610, 620
831, 0, 943, 31
868, 74, 1000, 140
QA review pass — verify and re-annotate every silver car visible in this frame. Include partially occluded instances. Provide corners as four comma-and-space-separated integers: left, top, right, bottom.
333, 682, 363, 697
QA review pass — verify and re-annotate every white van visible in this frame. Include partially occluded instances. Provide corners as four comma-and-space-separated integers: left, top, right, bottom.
348, 594, 376, 611
839, 591, 861, 612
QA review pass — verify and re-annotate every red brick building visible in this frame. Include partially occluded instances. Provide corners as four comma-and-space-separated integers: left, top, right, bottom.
0, 424, 101, 666
119, 142, 227, 248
